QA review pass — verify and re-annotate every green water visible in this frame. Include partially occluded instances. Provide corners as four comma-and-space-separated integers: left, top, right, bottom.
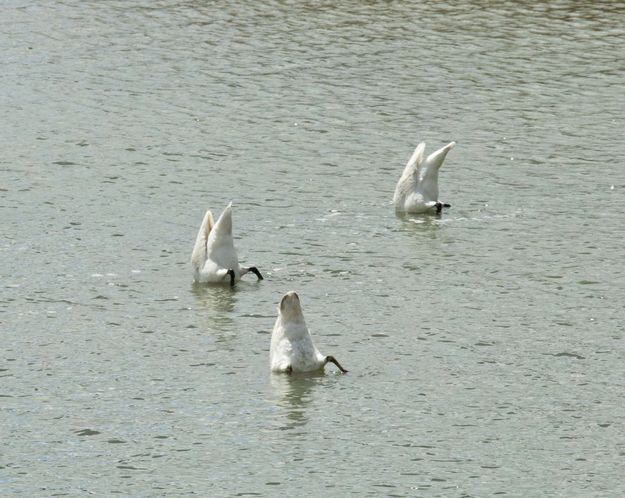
2, 1, 625, 496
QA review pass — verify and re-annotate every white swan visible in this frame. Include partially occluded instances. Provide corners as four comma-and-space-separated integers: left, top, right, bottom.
393, 141, 456, 214
191, 202, 263, 286
270, 291, 348, 374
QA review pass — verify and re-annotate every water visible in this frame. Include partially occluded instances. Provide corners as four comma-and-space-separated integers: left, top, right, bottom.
2, 1, 625, 496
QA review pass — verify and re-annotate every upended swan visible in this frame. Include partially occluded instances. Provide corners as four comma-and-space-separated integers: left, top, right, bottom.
270, 291, 348, 374
191, 202, 263, 286
393, 141, 456, 214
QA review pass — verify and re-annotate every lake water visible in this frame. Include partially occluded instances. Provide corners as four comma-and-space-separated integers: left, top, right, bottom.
2, 1, 625, 496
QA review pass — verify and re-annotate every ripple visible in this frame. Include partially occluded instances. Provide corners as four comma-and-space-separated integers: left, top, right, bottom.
551, 352, 586, 360
75, 429, 100, 437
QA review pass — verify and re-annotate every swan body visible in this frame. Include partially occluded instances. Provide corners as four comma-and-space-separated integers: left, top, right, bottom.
393, 141, 456, 214
191, 202, 263, 285
270, 291, 347, 374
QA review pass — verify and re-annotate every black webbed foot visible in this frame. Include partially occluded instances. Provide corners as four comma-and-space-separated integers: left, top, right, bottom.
325, 355, 348, 373
435, 202, 451, 214
249, 266, 264, 280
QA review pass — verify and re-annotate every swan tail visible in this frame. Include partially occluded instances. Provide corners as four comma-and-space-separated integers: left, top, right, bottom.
406, 142, 426, 170
191, 210, 214, 270
211, 202, 234, 239
424, 141, 456, 170
399, 142, 426, 181
394, 143, 426, 205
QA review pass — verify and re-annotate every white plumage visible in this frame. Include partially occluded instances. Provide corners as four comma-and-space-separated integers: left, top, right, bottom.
393, 141, 456, 214
191, 202, 263, 286
270, 291, 347, 374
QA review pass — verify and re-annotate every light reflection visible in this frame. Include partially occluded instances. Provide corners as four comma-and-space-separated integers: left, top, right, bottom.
396, 212, 443, 239
191, 282, 237, 329
270, 371, 325, 432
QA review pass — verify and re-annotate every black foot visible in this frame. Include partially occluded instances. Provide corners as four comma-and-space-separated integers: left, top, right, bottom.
286, 365, 293, 375
435, 202, 451, 214
326, 355, 348, 373
249, 266, 264, 280
227, 269, 235, 287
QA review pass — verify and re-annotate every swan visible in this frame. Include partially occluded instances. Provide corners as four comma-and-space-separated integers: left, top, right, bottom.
191, 202, 263, 286
270, 291, 348, 374
393, 141, 456, 214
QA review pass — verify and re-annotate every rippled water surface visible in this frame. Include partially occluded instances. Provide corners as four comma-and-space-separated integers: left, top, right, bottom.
2, 1, 625, 496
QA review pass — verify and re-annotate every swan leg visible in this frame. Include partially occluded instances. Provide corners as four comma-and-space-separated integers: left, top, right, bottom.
226, 269, 235, 287
243, 266, 263, 280
285, 365, 293, 375
325, 355, 348, 373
